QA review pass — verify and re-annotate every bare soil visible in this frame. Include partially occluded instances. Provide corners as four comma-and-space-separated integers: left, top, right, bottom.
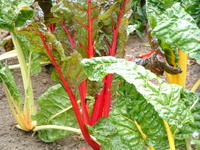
0, 35, 199, 150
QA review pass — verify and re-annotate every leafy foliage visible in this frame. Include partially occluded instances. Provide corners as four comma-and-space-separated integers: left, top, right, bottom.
60, 52, 87, 88
51, 0, 132, 57
0, 0, 34, 31
0, 64, 22, 104
81, 57, 195, 130
34, 84, 78, 142
180, 0, 200, 25
129, 0, 146, 39
147, 1, 200, 64
50, 52, 87, 94
82, 57, 200, 149
91, 81, 169, 150
176, 89, 200, 147
14, 33, 45, 75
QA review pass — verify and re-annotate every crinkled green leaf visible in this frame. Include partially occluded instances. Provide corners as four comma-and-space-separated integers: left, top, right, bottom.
147, 2, 200, 64
0, 64, 22, 104
61, 52, 87, 88
146, 0, 200, 28
15, 9, 34, 27
51, 0, 99, 57
0, 0, 34, 31
15, 33, 43, 75
181, 0, 200, 25
91, 81, 169, 150
175, 90, 200, 147
91, 118, 131, 150
81, 57, 194, 130
50, 52, 87, 93
34, 84, 78, 142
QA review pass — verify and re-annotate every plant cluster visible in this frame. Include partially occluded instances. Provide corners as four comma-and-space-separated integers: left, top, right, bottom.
0, 0, 200, 150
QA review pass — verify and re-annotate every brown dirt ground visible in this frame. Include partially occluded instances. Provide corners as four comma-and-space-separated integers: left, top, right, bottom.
0, 34, 200, 150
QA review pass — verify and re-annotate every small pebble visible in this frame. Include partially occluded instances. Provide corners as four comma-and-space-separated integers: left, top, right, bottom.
42, 79, 48, 84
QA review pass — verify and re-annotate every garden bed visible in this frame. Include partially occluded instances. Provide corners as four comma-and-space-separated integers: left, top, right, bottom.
0, 34, 199, 150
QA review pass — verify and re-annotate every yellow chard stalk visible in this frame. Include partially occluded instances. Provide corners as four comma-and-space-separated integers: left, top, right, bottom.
165, 50, 189, 150
165, 50, 188, 88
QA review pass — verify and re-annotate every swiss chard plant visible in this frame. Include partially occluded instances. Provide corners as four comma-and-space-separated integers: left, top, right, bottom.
0, 0, 40, 131
0, 0, 200, 150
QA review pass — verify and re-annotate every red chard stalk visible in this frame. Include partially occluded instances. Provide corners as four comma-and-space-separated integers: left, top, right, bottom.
91, 0, 130, 123
39, 31, 100, 150
61, 21, 75, 48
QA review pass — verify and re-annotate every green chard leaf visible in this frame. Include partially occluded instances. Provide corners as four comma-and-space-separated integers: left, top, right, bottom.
15, 9, 34, 27
91, 118, 131, 150
180, 0, 200, 25
33, 84, 78, 142
51, 0, 100, 57
14, 33, 43, 75
81, 57, 194, 130
91, 81, 169, 150
147, 2, 200, 64
0, 0, 34, 31
60, 52, 87, 88
51, 52, 87, 94
175, 90, 200, 147
83, 57, 200, 149
0, 64, 22, 104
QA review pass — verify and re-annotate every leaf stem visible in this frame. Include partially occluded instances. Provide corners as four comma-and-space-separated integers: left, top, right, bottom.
191, 79, 200, 92
11, 32, 29, 95
0, 49, 17, 61
39, 31, 100, 150
48, 100, 81, 122
92, 0, 129, 123
79, 81, 90, 125
61, 21, 75, 48
165, 50, 189, 150
110, 0, 129, 56
33, 125, 81, 133
185, 138, 192, 150
2, 62, 51, 71
134, 121, 155, 150
87, 0, 94, 58
163, 120, 176, 150
11, 31, 36, 115
33, 125, 98, 143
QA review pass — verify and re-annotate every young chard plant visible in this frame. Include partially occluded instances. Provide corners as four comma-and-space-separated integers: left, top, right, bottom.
0, 0, 82, 142
0, 0, 40, 131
